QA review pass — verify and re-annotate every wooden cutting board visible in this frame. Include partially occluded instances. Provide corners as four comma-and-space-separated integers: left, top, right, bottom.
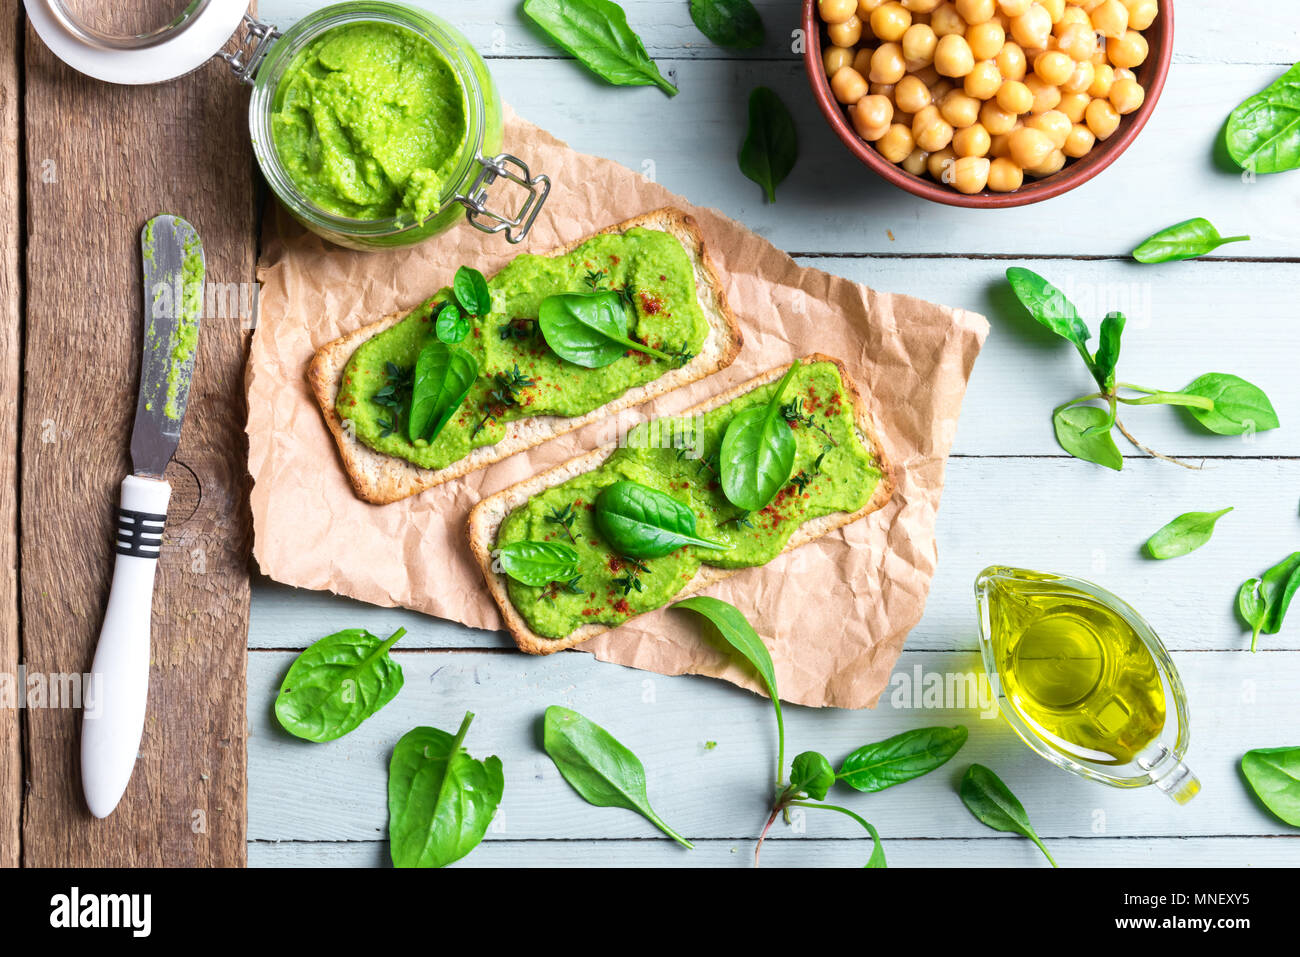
5, 5, 256, 866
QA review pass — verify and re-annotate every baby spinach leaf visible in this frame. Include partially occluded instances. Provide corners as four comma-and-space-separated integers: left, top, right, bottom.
407, 340, 478, 442
739, 87, 797, 203
1094, 312, 1125, 391
543, 705, 694, 848
1144, 507, 1233, 560
673, 595, 784, 783
959, 764, 1057, 867
1241, 747, 1300, 826
522, 0, 677, 97
837, 725, 969, 793
594, 480, 729, 559
689, 0, 764, 50
435, 302, 468, 344
1237, 578, 1268, 652
1053, 405, 1123, 470
720, 362, 799, 511
538, 290, 672, 368
1005, 267, 1097, 381
1180, 373, 1280, 435
274, 627, 407, 742
1226, 62, 1300, 174
788, 751, 834, 801
496, 540, 581, 587
388, 712, 504, 868
1133, 218, 1251, 263
453, 265, 492, 317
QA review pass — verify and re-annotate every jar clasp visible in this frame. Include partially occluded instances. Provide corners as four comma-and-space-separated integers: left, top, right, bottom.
218, 14, 279, 85
456, 154, 551, 244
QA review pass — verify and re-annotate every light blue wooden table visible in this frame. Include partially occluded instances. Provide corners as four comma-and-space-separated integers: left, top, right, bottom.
248, 0, 1300, 867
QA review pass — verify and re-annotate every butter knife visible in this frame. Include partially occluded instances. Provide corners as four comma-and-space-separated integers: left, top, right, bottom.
81, 215, 204, 818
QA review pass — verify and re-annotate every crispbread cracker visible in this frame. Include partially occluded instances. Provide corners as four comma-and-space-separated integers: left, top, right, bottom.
309, 208, 742, 504
467, 355, 896, 654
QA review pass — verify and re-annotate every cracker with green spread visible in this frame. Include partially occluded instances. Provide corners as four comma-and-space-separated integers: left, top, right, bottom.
309, 208, 742, 504
468, 356, 895, 654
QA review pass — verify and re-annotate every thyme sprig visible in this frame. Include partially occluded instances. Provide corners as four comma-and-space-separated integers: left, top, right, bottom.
781, 398, 837, 446
612, 556, 650, 596
546, 502, 579, 544
471, 363, 535, 439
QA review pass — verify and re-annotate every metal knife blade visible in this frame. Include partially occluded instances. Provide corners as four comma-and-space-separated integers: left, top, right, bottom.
131, 215, 204, 478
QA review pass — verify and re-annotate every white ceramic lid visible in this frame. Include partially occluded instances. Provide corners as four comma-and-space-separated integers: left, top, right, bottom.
25, 0, 250, 85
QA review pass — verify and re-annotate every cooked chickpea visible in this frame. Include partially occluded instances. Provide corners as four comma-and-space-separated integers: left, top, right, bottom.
857, 93, 896, 129
858, 0, 886, 14
1108, 76, 1145, 114
869, 43, 908, 83
929, 78, 956, 101
941, 90, 983, 127
1027, 147, 1066, 176
979, 98, 1020, 133
962, 22, 1000, 60
1057, 23, 1096, 61
902, 146, 931, 175
996, 79, 1034, 114
831, 66, 871, 104
1040, 0, 1064, 21
988, 129, 1016, 158
996, 42, 1028, 80
824, 44, 856, 75
1026, 108, 1070, 148
1108, 29, 1148, 69
913, 104, 955, 150
998, 0, 1032, 16
1034, 50, 1074, 85
987, 156, 1024, 190
819, 0, 860, 24
895, 74, 933, 113
877, 122, 917, 162
1024, 74, 1061, 112
1061, 59, 1095, 94
953, 122, 992, 157
901, 23, 939, 64
828, 14, 865, 46
1054, 5, 1089, 32
930, 2, 966, 36
927, 146, 957, 181
853, 46, 875, 75
934, 34, 975, 77
1124, 0, 1158, 31
1085, 96, 1121, 139
871, 2, 913, 42
1058, 90, 1090, 122
1010, 5, 1052, 48
869, 81, 896, 97
913, 65, 942, 86
1089, 63, 1115, 97
851, 106, 891, 141
1091, 0, 1128, 37
1008, 125, 1055, 167
950, 156, 992, 192
965, 60, 1003, 98
955, 0, 995, 23
1063, 122, 1096, 157
902, 0, 943, 10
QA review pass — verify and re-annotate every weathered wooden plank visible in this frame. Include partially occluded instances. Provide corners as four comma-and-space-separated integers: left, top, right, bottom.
247, 649, 1300, 843
249, 835, 1300, 868
486, 60, 1300, 257
0, 0, 22, 870
264, 0, 1300, 65
249, 456, 1300, 652
19, 11, 255, 864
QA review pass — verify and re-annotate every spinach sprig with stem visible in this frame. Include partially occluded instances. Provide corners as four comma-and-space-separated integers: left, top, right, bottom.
673, 596, 967, 867
522, 0, 678, 97
1236, 551, 1300, 652
959, 764, 1057, 867
1007, 268, 1279, 470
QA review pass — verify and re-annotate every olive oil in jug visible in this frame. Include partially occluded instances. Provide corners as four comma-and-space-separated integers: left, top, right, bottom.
975, 567, 1199, 802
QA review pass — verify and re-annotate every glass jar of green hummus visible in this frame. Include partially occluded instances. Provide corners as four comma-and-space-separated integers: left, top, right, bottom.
247, 3, 549, 249
25, 0, 549, 250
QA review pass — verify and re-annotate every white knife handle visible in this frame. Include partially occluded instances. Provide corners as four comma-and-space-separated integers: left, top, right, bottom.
81, 474, 171, 818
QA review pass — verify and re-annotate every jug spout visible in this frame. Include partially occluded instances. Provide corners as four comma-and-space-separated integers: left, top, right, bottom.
1142, 749, 1201, 805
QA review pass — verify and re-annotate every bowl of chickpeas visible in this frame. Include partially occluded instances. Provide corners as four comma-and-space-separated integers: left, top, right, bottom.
804, 0, 1172, 206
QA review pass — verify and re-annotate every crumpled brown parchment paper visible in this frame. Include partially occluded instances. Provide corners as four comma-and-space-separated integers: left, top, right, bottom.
247, 107, 989, 709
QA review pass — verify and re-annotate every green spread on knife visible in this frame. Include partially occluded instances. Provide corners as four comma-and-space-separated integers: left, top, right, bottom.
270, 21, 468, 222
163, 232, 204, 420
496, 361, 882, 639
336, 228, 709, 469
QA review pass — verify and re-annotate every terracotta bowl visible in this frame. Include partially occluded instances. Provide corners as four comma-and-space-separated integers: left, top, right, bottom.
802, 1, 1175, 208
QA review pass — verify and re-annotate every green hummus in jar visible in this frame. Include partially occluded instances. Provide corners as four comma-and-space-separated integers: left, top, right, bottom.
270, 20, 468, 222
